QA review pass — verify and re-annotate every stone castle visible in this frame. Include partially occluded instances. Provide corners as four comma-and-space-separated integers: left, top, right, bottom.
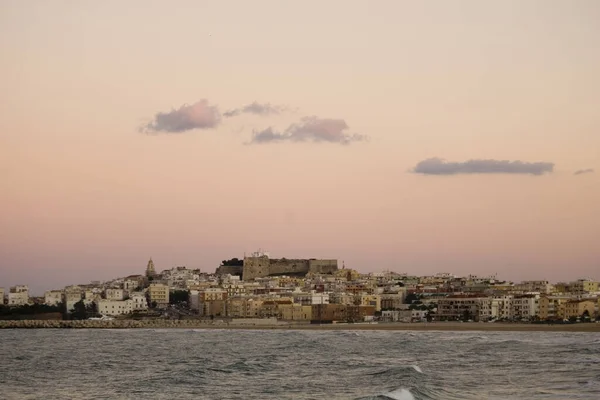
215, 251, 338, 281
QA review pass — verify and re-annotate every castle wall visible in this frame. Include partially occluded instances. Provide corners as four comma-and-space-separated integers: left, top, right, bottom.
268, 259, 310, 276
242, 256, 339, 281
308, 259, 338, 275
242, 256, 270, 281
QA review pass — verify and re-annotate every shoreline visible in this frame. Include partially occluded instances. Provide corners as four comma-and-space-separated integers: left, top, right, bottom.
1, 319, 599, 332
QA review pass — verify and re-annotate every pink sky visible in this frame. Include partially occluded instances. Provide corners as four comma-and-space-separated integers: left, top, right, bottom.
1, 1, 599, 294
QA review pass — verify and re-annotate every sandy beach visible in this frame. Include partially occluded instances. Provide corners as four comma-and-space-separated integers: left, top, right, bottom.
281, 322, 600, 332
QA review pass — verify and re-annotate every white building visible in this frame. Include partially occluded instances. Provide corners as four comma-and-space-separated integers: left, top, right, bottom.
189, 290, 200, 311
105, 288, 125, 301
293, 291, 330, 306
480, 296, 513, 321
44, 290, 63, 306
8, 285, 30, 306
123, 279, 139, 292
97, 299, 134, 316
130, 292, 148, 311
512, 294, 540, 321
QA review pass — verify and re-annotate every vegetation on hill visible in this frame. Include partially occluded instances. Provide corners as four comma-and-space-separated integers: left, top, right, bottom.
221, 258, 243, 266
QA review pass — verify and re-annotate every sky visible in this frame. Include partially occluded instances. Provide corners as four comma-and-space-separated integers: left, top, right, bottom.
1, 1, 599, 295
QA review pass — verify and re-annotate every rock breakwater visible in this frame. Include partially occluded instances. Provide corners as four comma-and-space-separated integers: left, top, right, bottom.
0, 318, 286, 329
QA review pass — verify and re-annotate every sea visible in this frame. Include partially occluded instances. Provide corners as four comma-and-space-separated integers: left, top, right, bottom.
1, 329, 599, 399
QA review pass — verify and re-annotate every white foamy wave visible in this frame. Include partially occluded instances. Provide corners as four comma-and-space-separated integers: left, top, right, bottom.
384, 388, 415, 400
411, 365, 423, 373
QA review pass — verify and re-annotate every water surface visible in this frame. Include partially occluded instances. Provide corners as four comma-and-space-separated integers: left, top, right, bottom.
1, 329, 598, 399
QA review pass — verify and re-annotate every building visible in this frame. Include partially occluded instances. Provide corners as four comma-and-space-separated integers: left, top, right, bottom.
0, 288, 5, 305
329, 292, 355, 306
311, 303, 376, 323
148, 283, 169, 308
8, 285, 30, 306
538, 296, 571, 320
515, 280, 553, 294
130, 292, 148, 311
278, 303, 312, 321
437, 295, 488, 321
570, 279, 599, 294
479, 296, 513, 321
292, 291, 329, 306
563, 299, 595, 320
225, 297, 263, 318
380, 292, 406, 310
97, 299, 134, 316
123, 279, 139, 292
356, 294, 382, 312
512, 294, 540, 321
222, 283, 247, 298
64, 287, 84, 313
105, 288, 125, 301
44, 290, 63, 306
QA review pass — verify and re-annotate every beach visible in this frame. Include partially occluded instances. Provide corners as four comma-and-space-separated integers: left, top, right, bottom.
1, 319, 599, 332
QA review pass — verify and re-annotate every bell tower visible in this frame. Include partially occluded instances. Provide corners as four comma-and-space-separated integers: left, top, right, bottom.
146, 257, 156, 278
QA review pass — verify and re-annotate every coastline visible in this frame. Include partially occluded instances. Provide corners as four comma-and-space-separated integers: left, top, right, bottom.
1, 319, 599, 332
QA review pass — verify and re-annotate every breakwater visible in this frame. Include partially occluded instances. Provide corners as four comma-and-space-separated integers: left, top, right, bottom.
0, 318, 285, 329
1, 319, 599, 331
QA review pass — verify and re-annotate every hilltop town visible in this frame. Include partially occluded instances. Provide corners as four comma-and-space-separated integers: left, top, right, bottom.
1, 251, 599, 325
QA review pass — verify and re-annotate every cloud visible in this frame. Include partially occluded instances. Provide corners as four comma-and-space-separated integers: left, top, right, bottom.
574, 168, 594, 175
141, 100, 221, 133
248, 116, 367, 145
411, 158, 554, 176
223, 102, 288, 117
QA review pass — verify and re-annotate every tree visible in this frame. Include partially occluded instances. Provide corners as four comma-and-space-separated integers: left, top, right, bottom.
69, 300, 97, 320
582, 309, 591, 322
70, 300, 88, 320
462, 309, 472, 322
426, 311, 433, 322
169, 290, 189, 305
86, 301, 98, 318
221, 258, 243, 266
405, 293, 419, 304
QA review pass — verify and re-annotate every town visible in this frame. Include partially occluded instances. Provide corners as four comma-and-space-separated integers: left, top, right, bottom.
1, 250, 599, 325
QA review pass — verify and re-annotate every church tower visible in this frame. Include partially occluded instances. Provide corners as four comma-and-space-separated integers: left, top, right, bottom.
146, 257, 156, 278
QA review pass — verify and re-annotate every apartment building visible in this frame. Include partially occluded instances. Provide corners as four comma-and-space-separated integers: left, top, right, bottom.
356, 294, 382, 312
380, 293, 405, 310
278, 303, 312, 321
221, 284, 247, 298
563, 299, 595, 319
539, 296, 571, 320
148, 283, 169, 308
226, 297, 263, 318
437, 295, 488, 321
44, 290, 63, 306
8, 285, 30, 306
292, 291, 329, 306
311, 303, 376, 323
515, 281, 553, 294
570, 279, 599, 294
105, 288, 125, 301
512, 294, 540, 321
